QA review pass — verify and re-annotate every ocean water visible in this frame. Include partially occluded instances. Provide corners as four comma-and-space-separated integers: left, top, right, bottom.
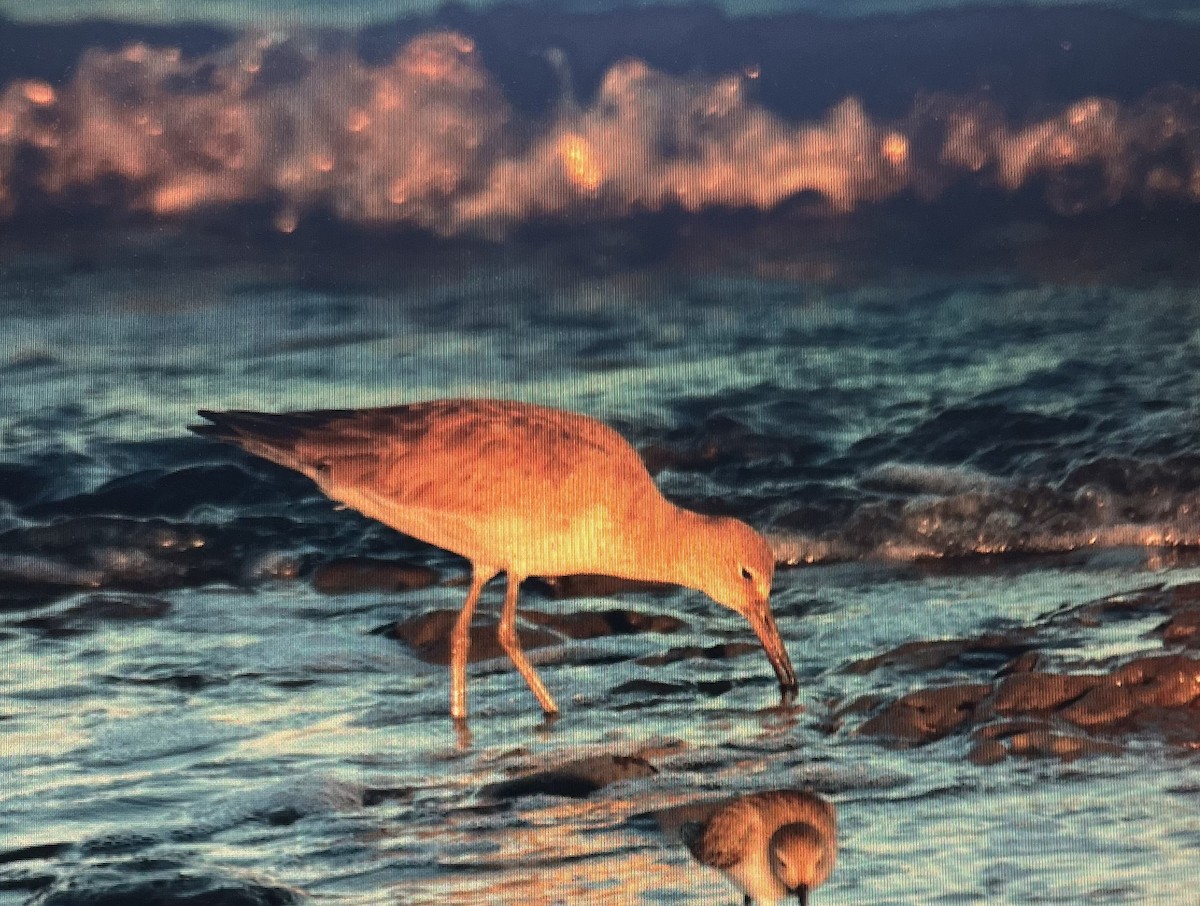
3, 4, 1200, 905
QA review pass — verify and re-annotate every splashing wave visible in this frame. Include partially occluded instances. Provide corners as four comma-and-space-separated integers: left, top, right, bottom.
2, 30, 1200, 232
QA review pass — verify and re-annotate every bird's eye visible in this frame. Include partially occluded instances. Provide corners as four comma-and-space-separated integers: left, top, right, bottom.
740, 566, 754, 582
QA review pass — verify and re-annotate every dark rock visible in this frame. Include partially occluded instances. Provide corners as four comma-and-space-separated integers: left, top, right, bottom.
0, 871, 55, 894
1058, 684, 1135, 728
483, 754, 658, 800
260, 807, 305, 827
361, 787, 413, 807
845, 635, 1034, 675
10, 616, 88, 638
0, 842, 70, 864
1117, 704, 1200, 747
986, 672, 1098, 717
857, 683, 990, 743
1115, 654, 1200, 708
696, 679, 735, 697
0, 516, 237, 592
858, 648, 1200, 762
852, 581, 1200, 762
65, 592, 171, 620
638, 442, 722, 476
523, 607, 685, 639
525, 574, 676, 600
636, 642, 760, 667
997, 650, 1043, 675
311, 558, 439, 594
121, 672, 223, 692
610, 679, 685, 697
973, 718, 1053, 741
1004, 730, 1121, 761
967, 740, 1007, 766
971, 719, 1123, 764
31, 464, 271, 519
380, 610, 560, 665
1159, 608, 1200, 647
382, 599, 683, 664
1050, 584, 1169, 628
28, 871, 301, 906
0, 462, 57, 508
15, 592, 170, 635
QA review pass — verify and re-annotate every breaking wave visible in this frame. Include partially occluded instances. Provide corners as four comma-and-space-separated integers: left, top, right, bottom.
2, 28, 1200, 234
769, 458, 1200, 565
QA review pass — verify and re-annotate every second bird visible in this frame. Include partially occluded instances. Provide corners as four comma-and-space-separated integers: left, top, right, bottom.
192, 398, 797, 719
682, 790, 837, 905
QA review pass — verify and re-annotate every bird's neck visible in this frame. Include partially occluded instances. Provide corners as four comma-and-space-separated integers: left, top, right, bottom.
615, 499, 712, 590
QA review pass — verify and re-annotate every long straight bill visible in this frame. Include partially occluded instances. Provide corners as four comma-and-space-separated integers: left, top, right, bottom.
746, 602, 797, 696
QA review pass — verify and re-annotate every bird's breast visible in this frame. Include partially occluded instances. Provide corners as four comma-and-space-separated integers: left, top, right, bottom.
334, 482, 629, 577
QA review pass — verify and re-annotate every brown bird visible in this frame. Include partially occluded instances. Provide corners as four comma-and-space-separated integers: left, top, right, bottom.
681, 790, 837, 905
191, 399, 797, 719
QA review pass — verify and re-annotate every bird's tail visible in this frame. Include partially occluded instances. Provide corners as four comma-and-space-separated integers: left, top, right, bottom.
189, 409, 329, 474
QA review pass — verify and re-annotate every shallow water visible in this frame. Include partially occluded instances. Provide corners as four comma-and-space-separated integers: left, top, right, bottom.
2, 234, 1199, 904
3, 5, 1200, 905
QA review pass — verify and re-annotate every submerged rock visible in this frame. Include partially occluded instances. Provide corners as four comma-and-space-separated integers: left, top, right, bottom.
381, 605, 684, 664
310, 558, 439, 594
987, 671, 1099, 716
379, 609, 560, 665
483, 753, 658, 800
857, 683, 990, 743
857, 653, 1200, 763
522, 607, 685, 638
968, 728, 1122, 765
14, 591, 171, 636
0, 841, 70, 865
851, 580, 1200, 763
525, 574, 676, 599
636, 641, 759, 667
845, 635, 1035, 674
27, 870, 301, 906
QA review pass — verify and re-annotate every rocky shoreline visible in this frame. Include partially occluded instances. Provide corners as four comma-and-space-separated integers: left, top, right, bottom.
842, 581, 1200, 763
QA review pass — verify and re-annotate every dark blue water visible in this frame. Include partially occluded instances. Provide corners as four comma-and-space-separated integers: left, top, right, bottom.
1, 228, 1198, 904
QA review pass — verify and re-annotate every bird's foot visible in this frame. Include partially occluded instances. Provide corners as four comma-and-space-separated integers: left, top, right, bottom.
453, 717, 473, 750
535, 711, 561, 737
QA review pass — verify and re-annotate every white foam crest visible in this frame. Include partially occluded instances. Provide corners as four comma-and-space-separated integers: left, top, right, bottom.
0, 552, 104, 587
3, 31, 1200, 228
770, 514, 1200, 566
861, 463, 1010, 496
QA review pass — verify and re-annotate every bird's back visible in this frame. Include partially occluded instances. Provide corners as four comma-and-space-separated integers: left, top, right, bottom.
192, 399, 663, 573
687, 790, 836, 869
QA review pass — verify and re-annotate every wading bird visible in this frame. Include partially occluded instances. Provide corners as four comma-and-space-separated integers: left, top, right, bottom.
682, 790, 836, 905
192, 399, 797, 719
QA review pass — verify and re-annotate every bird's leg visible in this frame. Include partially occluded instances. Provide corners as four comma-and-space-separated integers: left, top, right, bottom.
497, 573, 559, 715
450, 568, 492, 720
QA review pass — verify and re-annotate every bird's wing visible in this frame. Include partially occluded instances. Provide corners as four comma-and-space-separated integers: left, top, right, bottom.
193, 400, 653, 508
197, 401, 601, 471
190, 406, 390, 475
747, 790, 836, 838
687, 799, 757, 871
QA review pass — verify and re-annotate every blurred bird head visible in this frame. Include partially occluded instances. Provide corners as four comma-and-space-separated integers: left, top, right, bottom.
769, 822, 832, 904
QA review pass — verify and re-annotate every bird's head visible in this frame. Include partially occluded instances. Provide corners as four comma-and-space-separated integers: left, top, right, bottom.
769, 822, 832, 904
691, 516, 796, 695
